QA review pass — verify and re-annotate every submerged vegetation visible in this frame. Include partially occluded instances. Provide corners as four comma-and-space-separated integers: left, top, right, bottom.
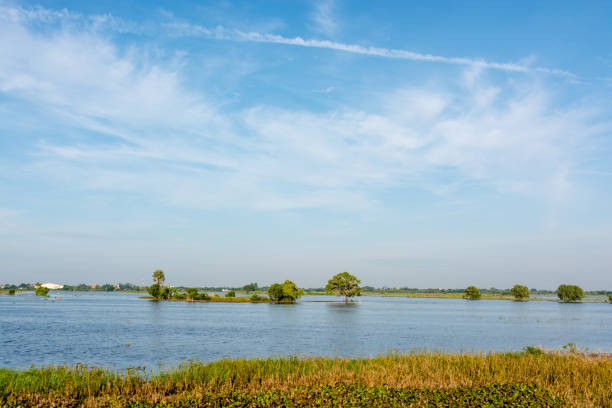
1, 352, 610, 407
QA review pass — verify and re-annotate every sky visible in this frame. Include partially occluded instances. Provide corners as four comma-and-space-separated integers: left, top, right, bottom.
0, 0, 611, 289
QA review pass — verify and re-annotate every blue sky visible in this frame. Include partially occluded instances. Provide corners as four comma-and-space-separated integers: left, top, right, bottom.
0, 0, 611, 289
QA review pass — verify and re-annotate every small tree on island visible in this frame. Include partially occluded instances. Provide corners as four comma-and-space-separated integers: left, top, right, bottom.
608, 294, 612, 303
510, 284, 529, 301
464, 286, 481, 300
148, 269, 168, 300
35, 286, 49, 297
268, 280, 304, 303
326, 272, 361, 304
556, 284, 584, 303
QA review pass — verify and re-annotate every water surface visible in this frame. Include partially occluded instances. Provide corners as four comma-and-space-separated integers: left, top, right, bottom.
1, 292, 610, 369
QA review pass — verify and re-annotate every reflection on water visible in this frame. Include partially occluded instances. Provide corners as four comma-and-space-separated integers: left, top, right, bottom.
0, 292, 610, 369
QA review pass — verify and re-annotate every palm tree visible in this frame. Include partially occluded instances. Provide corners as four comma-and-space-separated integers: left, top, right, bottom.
153, 269, 165, 286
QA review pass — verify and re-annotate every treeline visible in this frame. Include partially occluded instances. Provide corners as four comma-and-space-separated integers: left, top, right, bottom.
1, 283, 147, 291
3, 281, 611, 300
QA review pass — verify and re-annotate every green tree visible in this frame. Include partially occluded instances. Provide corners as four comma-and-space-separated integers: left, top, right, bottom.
152, 270, 165, 286
147, 284, 161, 299
325, 272, 361, 303
510, 284, 529, 301
35, 286, 49, 297
186, 288, 199, 300
464, 286, 481, 300
242, 282, 259, 292
267, 280, 304, 303
159, 287, 170, 300
8, 289, 15, 295
608, 294, 612, 303
556, 285, 584, 302
268, 283, 284, 302
225, 290, 236, 298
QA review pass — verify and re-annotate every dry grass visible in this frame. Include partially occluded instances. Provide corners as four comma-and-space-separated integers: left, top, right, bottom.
1, 352, 610, 407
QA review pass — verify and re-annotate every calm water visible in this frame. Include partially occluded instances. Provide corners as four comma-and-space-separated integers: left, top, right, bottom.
1, 292, 610, 369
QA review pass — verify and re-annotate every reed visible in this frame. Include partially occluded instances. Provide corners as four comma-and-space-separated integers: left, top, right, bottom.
1, 352, 610, 407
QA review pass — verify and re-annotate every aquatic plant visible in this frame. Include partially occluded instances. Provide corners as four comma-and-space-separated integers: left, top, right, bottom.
0, 352, 610, 407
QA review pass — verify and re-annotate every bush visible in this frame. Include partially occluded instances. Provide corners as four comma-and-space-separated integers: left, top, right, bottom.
225, 290, 236, 298
160, 287, 170, 300
8, 289, 15, 295
464, 286, 481, 300
510, 284, 529, 300
522, 346, 544, 355
147, 284, 161, 299
186, 288, 199, 300
35, 286, 49, 297
556, 285, 584, 302
608, 294, 612, 303
250, 293, 263, 301
268, 280, 304, 303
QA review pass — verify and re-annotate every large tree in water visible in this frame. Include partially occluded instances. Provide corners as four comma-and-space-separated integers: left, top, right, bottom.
326, 272, 361, 303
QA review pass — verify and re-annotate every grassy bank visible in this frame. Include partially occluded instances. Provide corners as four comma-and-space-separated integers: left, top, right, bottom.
1, 352, 610, 407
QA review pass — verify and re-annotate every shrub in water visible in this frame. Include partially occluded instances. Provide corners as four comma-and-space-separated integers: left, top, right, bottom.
35, 286, 48, 296
510, 284, 529, 301
8, 289, 15, 295
225, 290, 236, 298
556, 285, 584, 302
464, 286, 481, 300
268, 280, 304, 303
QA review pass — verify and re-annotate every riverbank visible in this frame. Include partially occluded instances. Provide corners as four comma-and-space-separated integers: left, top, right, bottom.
1, 352, 610, 407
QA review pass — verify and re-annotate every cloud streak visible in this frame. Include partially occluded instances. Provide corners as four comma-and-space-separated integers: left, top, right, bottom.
1, 3, 574, 77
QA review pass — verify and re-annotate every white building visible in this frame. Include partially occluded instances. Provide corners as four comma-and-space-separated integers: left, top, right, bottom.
41, 282, 64, 290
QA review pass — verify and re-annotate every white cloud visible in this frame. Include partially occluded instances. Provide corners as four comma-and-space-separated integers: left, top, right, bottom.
311, 0, 338, 37
1, 3, 573, 76
0, 3, 606, 213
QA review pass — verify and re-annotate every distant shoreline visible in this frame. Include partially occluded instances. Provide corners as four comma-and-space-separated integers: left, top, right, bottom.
2, 289, 610, 303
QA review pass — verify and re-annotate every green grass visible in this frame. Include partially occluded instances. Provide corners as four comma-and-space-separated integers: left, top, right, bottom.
1, 352, 610, 407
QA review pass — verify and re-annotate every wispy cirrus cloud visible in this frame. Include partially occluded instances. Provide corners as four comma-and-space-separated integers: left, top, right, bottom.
310, 0, 338, 37
0, 2, 606, 214
1, 2, 575, 77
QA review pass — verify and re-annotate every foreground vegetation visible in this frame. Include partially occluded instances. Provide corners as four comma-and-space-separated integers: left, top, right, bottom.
1, 352, 610, 407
